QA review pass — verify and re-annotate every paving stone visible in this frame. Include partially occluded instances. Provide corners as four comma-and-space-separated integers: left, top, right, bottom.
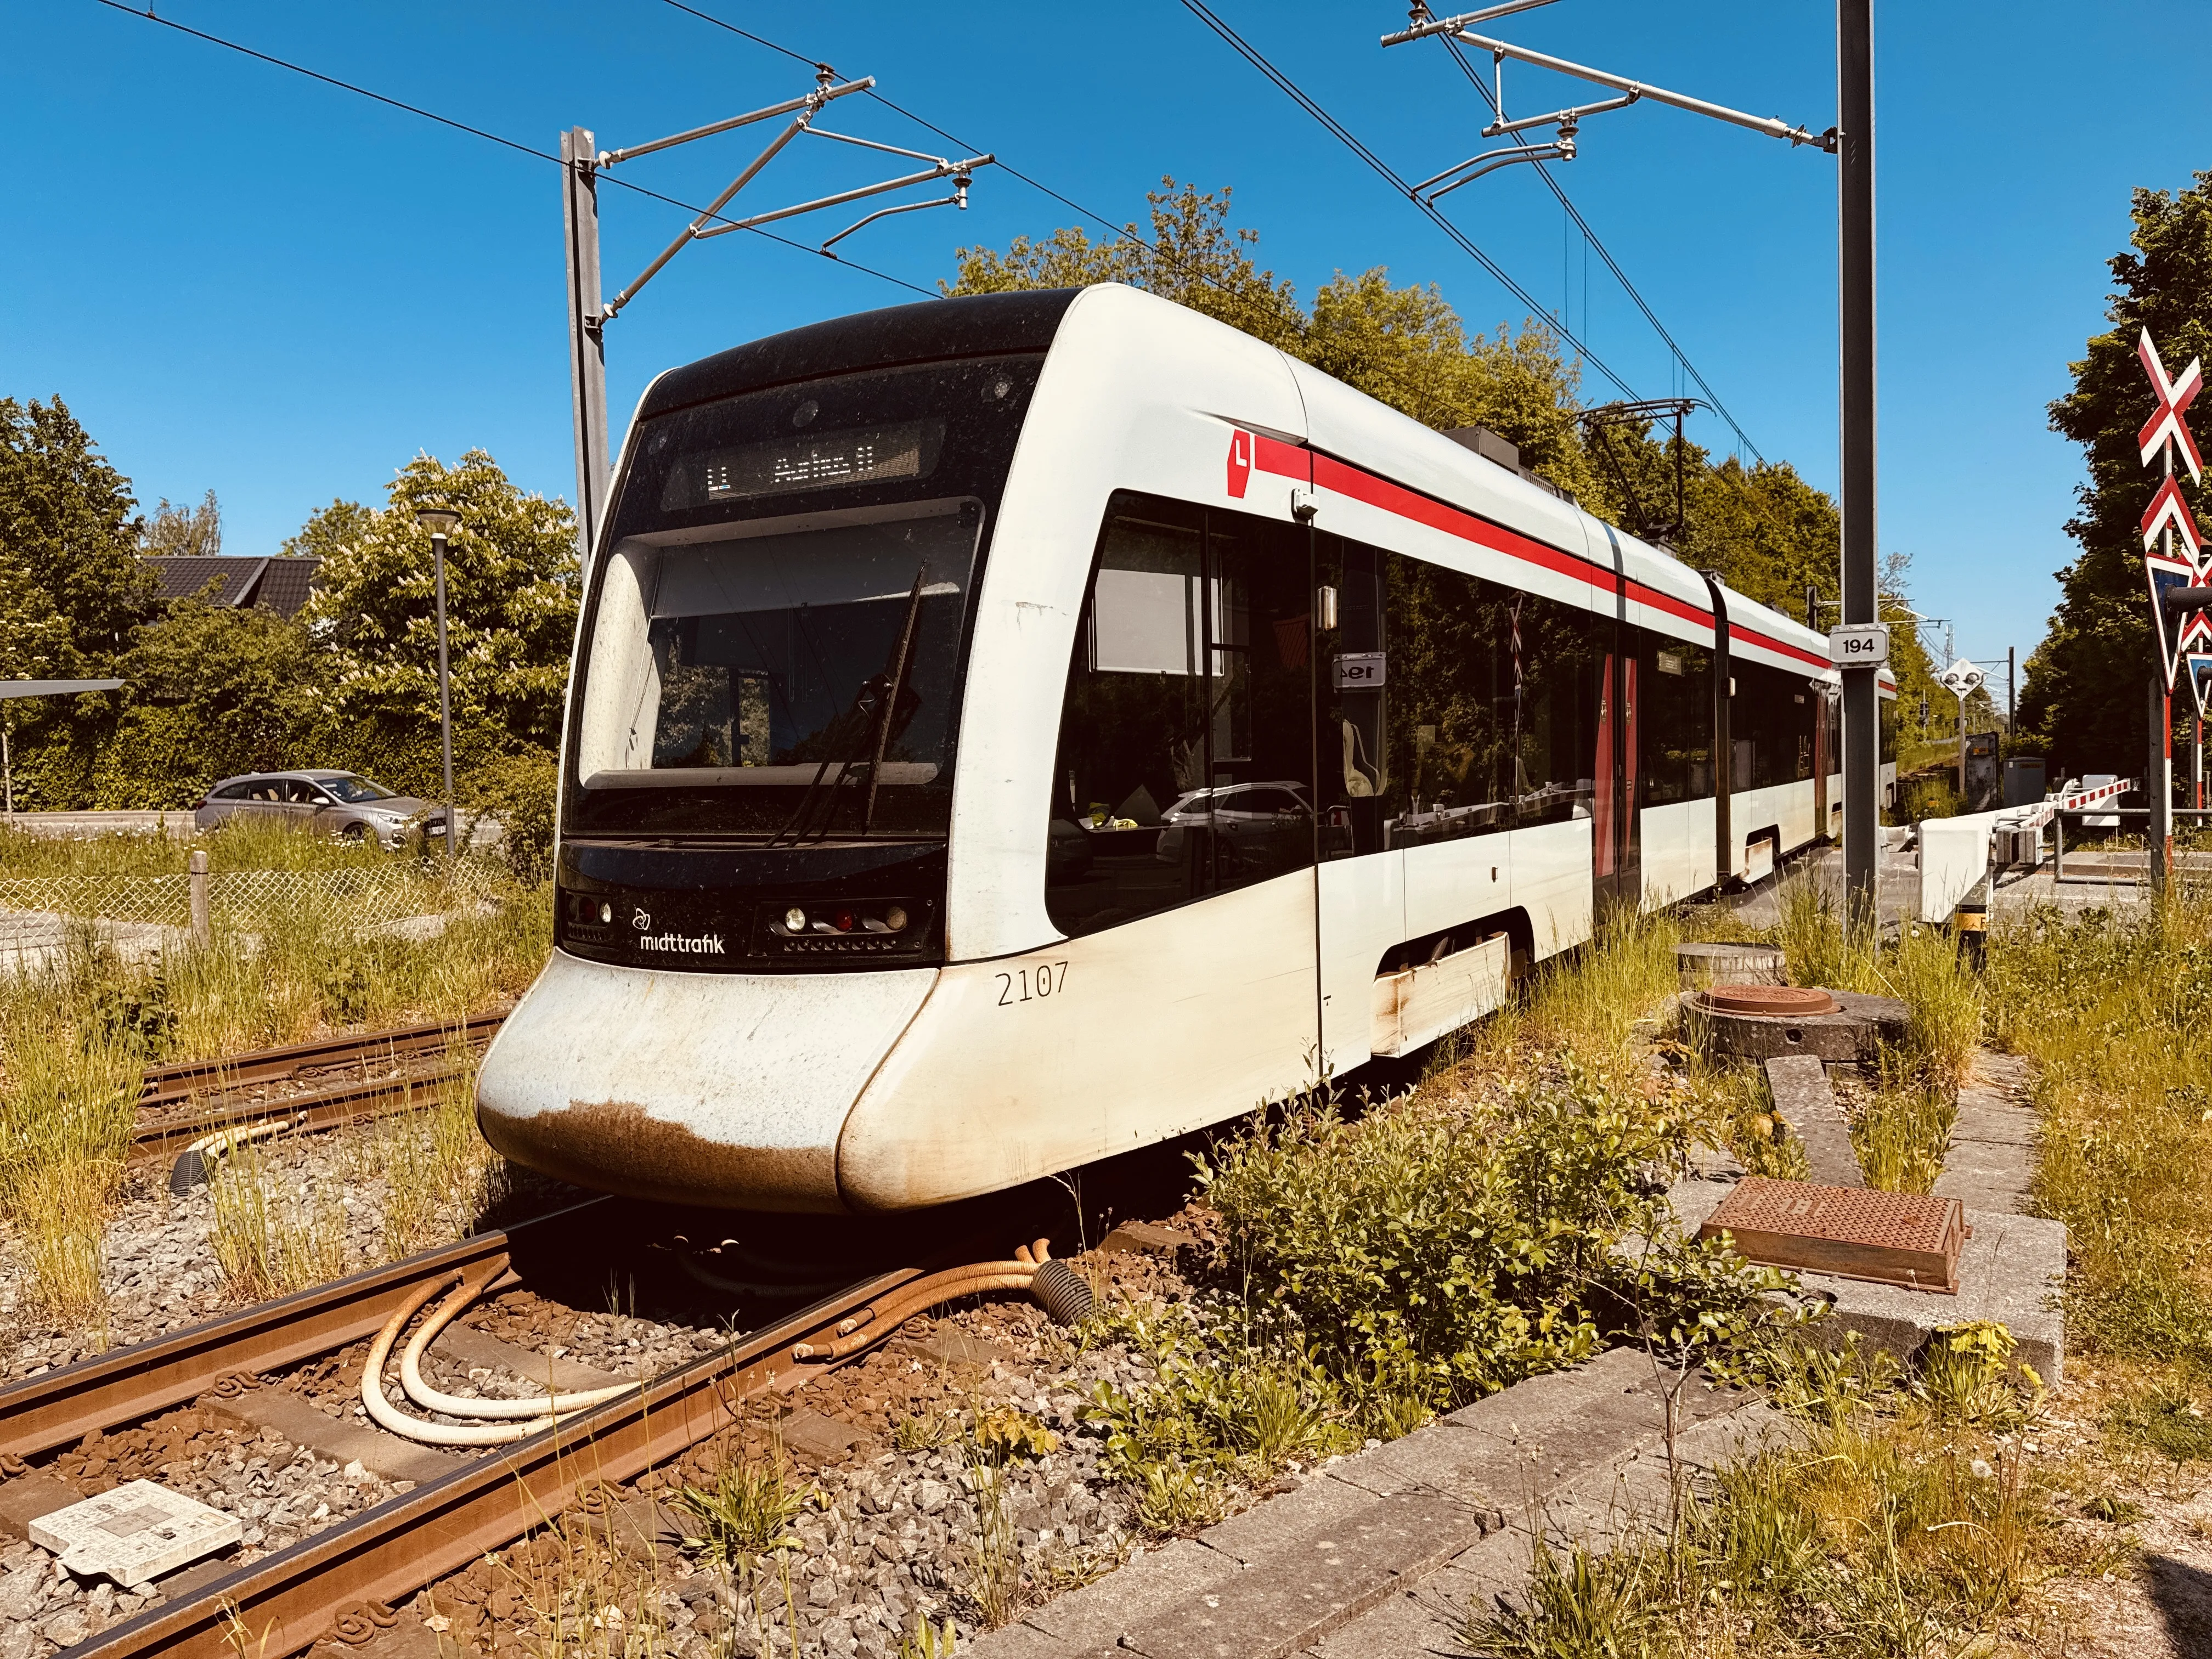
1763, 1056, 1865, 1187
1018, 1538, 1228, 1650
30, 1480, 240, 1584
429, 1324, 628, 1394
1198, 1473, 1380, 1566
1118, 1489, 1477, 1659
0, 1475, 83, 1542
198, 1386, 462, 1485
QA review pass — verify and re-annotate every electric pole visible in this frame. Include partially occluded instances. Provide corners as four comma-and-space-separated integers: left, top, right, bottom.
1838, 0, 1878, 935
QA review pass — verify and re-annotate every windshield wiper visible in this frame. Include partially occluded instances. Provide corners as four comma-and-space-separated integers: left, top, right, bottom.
765, 572, 928, 847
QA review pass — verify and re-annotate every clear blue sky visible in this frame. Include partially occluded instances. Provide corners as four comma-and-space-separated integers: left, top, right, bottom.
8, 1, 2207, 697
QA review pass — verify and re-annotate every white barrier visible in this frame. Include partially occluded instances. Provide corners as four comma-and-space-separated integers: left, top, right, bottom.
1914, 777, 2138, 923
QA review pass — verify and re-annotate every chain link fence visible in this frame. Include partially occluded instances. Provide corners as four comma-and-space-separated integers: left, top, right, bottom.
0, 857, 514, 935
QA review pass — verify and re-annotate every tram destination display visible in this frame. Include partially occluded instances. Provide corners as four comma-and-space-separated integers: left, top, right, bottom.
662, 416, 944, 508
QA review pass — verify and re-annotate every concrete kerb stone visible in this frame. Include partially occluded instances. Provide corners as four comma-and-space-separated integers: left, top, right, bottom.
1000, 1537, 1228, 1654
1117, 1488, 1481, 1659
1763, 1054, 1867, 1187
1669, 1177, 2067, 1384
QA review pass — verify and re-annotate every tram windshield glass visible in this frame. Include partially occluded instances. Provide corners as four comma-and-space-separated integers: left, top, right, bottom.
568, 356, 1042, 839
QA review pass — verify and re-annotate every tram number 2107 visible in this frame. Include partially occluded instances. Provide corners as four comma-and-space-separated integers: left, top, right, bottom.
996, 961, 1070, 1006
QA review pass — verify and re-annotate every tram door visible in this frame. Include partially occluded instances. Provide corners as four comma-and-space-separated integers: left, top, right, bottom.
1592, 635, 1640, 913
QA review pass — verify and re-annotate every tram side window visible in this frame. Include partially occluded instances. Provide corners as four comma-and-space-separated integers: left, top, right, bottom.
1044, 492, 1313, 938
1640, 636, 1713, 804
1732, 660, 1818, 789
1383, 553, 1513, 847
1511, 589, 1604, 828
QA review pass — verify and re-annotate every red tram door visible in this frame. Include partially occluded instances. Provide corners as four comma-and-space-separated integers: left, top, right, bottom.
1592, 648, 1640, 914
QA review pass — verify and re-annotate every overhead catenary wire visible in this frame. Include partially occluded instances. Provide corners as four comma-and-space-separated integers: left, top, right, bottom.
1169, 0, 1644, 403
84, 0, 940, 300
1435, 31, 1765, 462
659, 0, 1278, 313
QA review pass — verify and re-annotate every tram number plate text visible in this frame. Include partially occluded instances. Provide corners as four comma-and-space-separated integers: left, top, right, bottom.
997, 961, 1069, 1006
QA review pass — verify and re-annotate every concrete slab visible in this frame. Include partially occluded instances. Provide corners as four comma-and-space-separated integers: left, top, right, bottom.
1670, 1178, 2067, 1383
430, 1324, 628, 1395
0, 1475, 83, 1541
198, 1385, 462, 1486
777, 1409, 878, 1466
1934, 1071, 2039, 1214
1118, 1489, 1477, 1659
1764, 1056, 1866, 1187
963, 1621, 1077, 1657
1297, 1582, 1464, 1658
31, 1480, 240, 1585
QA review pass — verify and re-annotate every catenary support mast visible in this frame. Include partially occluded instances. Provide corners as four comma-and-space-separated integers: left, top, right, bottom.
1838, 0, 1879, 935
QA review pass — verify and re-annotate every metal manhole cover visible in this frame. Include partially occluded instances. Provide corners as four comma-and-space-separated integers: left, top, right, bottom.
1699, 984, 1841, 1017
1699, 1176, 1967, 1293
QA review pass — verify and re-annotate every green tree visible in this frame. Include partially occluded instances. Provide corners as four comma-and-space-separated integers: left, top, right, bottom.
2021, 172, 2212, 775
0, 397, 155, 672
139, 489, 222, 557
83, 595, 314, 807
300, 450, 578, 793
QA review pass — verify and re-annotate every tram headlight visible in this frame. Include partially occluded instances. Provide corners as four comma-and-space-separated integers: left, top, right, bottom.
783, 906, 807, 932
884, 905, 909, 933
599, 902, 613, 924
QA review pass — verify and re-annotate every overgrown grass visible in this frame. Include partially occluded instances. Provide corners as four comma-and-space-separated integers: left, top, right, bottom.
0, 881, 550, 1064
0, 1014, 140, 1330
1465, 1326, 2057, 1658
0, 815, 403, 878
1987, 893, 2212, 1385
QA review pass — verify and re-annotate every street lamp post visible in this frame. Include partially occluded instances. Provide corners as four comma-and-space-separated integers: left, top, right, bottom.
415, 506, 461, 860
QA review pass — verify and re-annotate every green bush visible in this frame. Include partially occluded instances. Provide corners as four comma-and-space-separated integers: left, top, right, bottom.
1197, 1059, 1788, 1421
465, 748, 557, 884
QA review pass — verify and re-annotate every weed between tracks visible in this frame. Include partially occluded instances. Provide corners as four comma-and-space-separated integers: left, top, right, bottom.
0, 821, 549, 1329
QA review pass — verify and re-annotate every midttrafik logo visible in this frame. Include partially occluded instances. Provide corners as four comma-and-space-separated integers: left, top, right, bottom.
637, 931, 726, 955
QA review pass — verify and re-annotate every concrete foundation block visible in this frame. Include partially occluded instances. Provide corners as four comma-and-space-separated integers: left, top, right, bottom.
1671, 1178, 2067, 1384
1675, 943, 1786, 987
1689, 989, 1908, 1063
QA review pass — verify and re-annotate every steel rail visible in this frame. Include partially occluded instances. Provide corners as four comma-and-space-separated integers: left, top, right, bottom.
138, 1014, 505, 1109
132, 1063, 469, 1163
0, 1198, 610, 1463
71, 1257, 992, 1659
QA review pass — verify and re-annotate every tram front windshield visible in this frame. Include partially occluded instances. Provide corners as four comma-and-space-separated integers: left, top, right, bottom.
567, 356, 1041, 839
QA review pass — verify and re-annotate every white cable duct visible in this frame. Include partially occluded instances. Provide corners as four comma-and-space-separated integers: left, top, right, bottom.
362, 1267, 637, 1447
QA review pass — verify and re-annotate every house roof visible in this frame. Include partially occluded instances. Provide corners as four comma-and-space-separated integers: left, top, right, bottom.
142, 555, 320, 619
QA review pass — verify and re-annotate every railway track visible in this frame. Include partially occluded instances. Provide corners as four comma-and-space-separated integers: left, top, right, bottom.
0, 1198, 1073, 1659
131, 1014, 506, 1175
138, 1014, 505, 1113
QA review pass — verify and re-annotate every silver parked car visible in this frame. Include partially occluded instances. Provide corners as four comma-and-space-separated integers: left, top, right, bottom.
194, 770, 447, 850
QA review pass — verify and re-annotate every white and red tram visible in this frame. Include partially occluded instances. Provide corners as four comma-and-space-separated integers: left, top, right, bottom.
476, 284, 1896, 1212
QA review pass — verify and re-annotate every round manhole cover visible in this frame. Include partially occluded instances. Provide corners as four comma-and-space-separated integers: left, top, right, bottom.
1700, 984, 1841, 1017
